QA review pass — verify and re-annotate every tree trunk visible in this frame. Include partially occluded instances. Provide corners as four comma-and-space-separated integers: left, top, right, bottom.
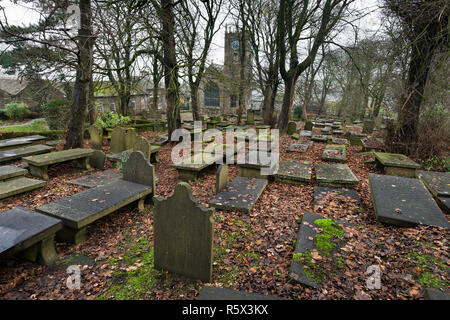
190, 86, 200, 121
161, 0, 180, 137
65, 0, 93, 149
88, 80, 96, 124
278, 75, 295, 131
262, 84, 273, 125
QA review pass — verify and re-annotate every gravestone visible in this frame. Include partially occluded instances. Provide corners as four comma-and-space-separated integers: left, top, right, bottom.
0, 145, 53, 163
88, 124, 103, 150
68, 169, 122, 188
215, 164, 228, 193
0, 165, 27, 181
153, 182, 214, 282
287, 121, 297, 135
123, 151, 156, 191
311, 135, 328, 142
209, 176, 267, 213
373, 152, 420, 178
332, 138, 348, 145
300, 130, 312, 138
315, 163, 359, 187
417, 170, 450, 213
110, 127, 137, 154
287, 143, 309, 153
133, 136, 152, 161
89, 150, 106, 170
149, 135, 169, 146
322, 145, 347, 162
246, 110, 254, 124
304, 121, 313, 131
424, 288, 450, 300
274, 160, 311, 185
291, 133, 300, 140
369, 174, 449, 228
290, 211, 347, 288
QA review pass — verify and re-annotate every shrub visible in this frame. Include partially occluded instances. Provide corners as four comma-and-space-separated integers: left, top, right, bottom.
0, 109, 7, 120
293, 105, 303, 120
42, 99, 72, 130
95, 111, 132, 129
4, 102, 30, 120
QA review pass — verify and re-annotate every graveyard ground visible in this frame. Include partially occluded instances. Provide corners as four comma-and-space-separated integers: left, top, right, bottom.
0, 127, 448, 300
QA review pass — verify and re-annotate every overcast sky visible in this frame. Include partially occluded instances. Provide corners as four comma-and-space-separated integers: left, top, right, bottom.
1, 0, 383, 68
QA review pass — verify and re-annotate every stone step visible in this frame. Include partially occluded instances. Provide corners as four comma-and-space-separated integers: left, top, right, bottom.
0, 177, 46, 200
0, 165, 27, 181
0, 135, 47, 151
0, 144, 54, 163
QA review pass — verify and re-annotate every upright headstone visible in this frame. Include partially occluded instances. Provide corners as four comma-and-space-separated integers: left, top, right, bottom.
89, 150, 106, 170
247, 110, 254, 124
122, 151, 156, 192
110, 127, 137, 154
304, 121, 313, 131
287, 121, 297, 135
133, 136, 152, 161
153, 183, 214, 282
88, 124, 103, 150
215, 164, 228, 193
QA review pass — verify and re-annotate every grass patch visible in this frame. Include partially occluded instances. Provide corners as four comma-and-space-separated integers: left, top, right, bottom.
0, 119, 48, 132
406, 251, 449, 290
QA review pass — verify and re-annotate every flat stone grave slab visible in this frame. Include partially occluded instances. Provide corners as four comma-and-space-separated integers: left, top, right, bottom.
148, 135, 169, 146
23, 148, 94, 180
209, 176, 267, 213
0, 177, 46, 200
45, 140, 63, 147
0, 135, 47, 151
274, 160, 311, 185
300, 130, 312, 137
197, 286, 286, 300
313, 186, 360, 207
37, 179, 152, 243
369, 174, 449, 228
311, 135, 328, 142
287, 143, 309, 153
290, 211, 347, 288
373, 152, 420, 178
424, 288, 450, 300
236, 152, 279, 179
332, 138, 348, 145
171, 153, 220, 181
321, 127, 331, 134
333, 130, 343, 135
322, 145, 347, 163
416, 170, 450, 198
0, 207, 62, 265
0, 165, 27, 181
315, 163, 358, 187
67, 169, 123, 188
0, 144, 53, 163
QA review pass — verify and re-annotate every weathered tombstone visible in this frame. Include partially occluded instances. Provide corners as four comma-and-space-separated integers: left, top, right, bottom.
246, 110, 254, 124
274, 160, 311, 185
133, 136, 152, 161
88, 124, 103, 150
89, 150, 106, 170
287, 121, 297, 135
304, 121, 313, 131
153, 182, 214, 282
122, 151, 156, 191
215, 164, 228, 193
110, 127, 137, 154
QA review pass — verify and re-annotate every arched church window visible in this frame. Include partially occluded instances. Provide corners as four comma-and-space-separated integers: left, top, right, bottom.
204, 82, 220, 107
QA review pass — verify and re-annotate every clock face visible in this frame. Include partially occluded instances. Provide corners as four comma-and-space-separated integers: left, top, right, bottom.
231, 40, 239, 51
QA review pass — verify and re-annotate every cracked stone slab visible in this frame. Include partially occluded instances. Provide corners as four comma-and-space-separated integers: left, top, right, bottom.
369, 174, 449, 228
209, 176, 267, 213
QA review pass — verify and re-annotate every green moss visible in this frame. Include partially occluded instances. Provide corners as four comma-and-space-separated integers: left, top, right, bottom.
314, 218, 344, 257
407, 251, 449, 290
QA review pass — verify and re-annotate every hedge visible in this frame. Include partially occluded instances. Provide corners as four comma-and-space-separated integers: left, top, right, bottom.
0, 130, 65, 140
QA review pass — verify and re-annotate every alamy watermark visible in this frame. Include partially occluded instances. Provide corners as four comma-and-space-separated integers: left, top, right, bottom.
66, 265, 81, 290
170, 121, 279, 176
65, 4, 81, 31
365, 265, 381, 290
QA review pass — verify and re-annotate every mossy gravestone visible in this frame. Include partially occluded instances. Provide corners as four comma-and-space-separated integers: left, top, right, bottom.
287, 121, 297, 135
247, 110, 254, 124
89, 150, 106, 170
133, 136, 152, 161
110, 127, 137, 154
153, 183, 214, 282
88, 124, 103, 150
216, 164, 228, 193
304, 121, 313, 131
123, 151, 156, 192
